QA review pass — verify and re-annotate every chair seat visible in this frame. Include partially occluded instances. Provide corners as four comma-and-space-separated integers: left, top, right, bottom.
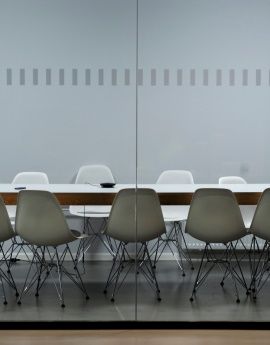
161, 205, 255, 228
71, 229, 89, 239
161, 206, 190, 222
6, 206, 16, 219
69, 205, 111, 218
240, 205, 256, 228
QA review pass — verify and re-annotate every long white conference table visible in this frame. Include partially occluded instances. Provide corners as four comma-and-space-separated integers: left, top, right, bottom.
0, 183, 268, 205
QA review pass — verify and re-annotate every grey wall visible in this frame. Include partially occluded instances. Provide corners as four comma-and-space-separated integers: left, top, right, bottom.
1, 0, 270, 185
138, 0, 270, 183
0, 0, 136, 183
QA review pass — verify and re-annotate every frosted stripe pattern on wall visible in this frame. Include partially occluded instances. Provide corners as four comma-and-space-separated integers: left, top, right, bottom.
1, 68, 270, 86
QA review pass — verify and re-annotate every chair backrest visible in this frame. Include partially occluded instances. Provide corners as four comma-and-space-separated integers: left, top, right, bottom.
12, 172, 49, 184
15, 190, 75, 246
219, 176, 247, 184
157, 170, 194, 184
0, 196, 15, 242
105, 189, 166, 243
75, 165, 115, 184
186, 188, 246, 244
250, 189, 270, 241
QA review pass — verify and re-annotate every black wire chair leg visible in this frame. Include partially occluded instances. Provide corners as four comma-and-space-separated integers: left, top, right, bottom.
55, 247, 65, 308
177, 222, 194, 270
190, 244, 208, 302
144, 243, 161, 301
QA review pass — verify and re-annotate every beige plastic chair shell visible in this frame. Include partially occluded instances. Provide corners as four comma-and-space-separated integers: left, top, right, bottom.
15, 190, 85, 246
105, 189, 166, 243
0, 196, 15, 242
250, 188, 270, 242
185, 188, 246, 244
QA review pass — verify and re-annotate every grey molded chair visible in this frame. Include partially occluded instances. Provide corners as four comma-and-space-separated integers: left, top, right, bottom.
103, 188, 166, 302
0, 196, 19, 303
8, 171, 50, 264
249, 188, 270, 298
15, 190, 89, 307
185, 188, 247, 303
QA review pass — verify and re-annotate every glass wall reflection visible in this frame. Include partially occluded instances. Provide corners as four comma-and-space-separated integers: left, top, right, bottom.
0, 0, 137, 322
137, 0, 270, 321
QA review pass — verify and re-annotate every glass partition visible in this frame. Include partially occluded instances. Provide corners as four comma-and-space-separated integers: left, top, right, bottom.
137, 0, 270, 322
1, 0, 270, 326
0, 0, 137, 322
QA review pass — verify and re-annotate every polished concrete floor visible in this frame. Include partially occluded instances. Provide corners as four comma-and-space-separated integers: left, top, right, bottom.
0, 258, 269, 322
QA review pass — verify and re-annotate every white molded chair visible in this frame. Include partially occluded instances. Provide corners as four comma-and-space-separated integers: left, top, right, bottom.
157, 170, 194, 185
157, 170, 193, 223
8, 172, 49, 219
219, 176, 247, 184
70, 165, 114, 218
69, 165, 115, 256
153, 170, 194, 274
12, 172, 49, 185
218, 176, 255, 228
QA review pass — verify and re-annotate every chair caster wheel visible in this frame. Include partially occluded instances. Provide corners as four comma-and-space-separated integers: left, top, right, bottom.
3, 300, 7, 305
61, 303, 65, 308
103, 290, 107, 294
191, 267, 195, 271
17, 301, 21, 305
252, 288, 256, 293
182, 272, 186, 277
7, 270, 10, 274
15, 292, 19, 297
220, 281, 224, 287
157, 297, 161, 302
86, 295, 90, 300
189, 297, 194, 302
253, 296, 257, 300
153, 265, 156, 269
110, 298, 115, 302
236, 298, 240, 304
246, 291, 250, 295
35, 293, 39, 297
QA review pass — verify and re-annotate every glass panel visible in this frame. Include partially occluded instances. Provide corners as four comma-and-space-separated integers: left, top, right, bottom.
137, 0, 270, 322
0, 0, 137, 322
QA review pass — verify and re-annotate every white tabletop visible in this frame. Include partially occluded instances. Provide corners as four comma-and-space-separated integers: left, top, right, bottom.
0, 183, 269, 193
